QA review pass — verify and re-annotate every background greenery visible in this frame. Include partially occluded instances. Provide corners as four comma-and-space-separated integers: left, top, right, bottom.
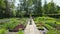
34, 17, 60, 34
0, 0, 60, 34
0, 0, 60, 18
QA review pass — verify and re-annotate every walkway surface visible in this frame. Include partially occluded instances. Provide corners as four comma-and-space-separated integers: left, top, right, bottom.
6, 18, 46, 34
6, 32, 18, 34
0, 19, 10, 23
24, 19, 43, 34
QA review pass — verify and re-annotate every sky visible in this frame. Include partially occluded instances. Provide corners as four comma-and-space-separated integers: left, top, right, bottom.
42, 0, 60, 6
15, 0, 60, 6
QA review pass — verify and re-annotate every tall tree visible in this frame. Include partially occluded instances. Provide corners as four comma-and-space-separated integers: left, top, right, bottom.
10, 0, 16, 17
43, 0, 48, 15
0, 0, 6, 18
33, 0, 42, 15
16, 0, 26, 17
47, 0, 58, 14
4, 0, 11, 17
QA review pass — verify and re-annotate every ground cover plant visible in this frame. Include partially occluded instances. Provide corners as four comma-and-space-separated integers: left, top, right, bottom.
0, 18, 28, 33
34, 16, 60, 34
0, 29, 7, 34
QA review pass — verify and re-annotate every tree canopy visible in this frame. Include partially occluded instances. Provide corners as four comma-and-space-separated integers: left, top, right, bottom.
0, 0, 60, 18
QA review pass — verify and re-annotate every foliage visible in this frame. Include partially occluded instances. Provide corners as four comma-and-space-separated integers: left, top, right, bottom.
34, 17, 60, 34
46, 30, 60, 34
18, 30, 24, 34
0, 18, 27, 30
44, 24, 55, 30
0, 29, 7, 34
0, 0, 60, 18
38, 26, 44, 30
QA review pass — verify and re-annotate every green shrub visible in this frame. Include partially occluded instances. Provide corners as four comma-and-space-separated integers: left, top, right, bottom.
18, 30, 24, 34
45, 22, 56, 28
46, 30, 60, 34
38, 26, 44, 30
34, 17, 60, 34
0, 18, 27, 32
44, 24, 55, 30
0, 29, 7, 34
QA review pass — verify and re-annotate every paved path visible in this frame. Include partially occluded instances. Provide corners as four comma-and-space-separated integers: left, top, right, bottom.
0, 19, 10, 23
39, 27, 48, 34
6, 18, 46, 34
6, 32, 18, 34
24, 19, 43, 34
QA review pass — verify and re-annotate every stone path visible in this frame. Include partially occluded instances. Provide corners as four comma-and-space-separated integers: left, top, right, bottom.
24, 19, 43, 34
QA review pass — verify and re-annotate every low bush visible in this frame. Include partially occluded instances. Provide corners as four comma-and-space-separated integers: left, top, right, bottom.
38, 26, 44, 30
44, 24, 55, 30
45, 22, 57, 28
46, 30, 60, 34
18, 30, 24, 34
0, 29, 7, 34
